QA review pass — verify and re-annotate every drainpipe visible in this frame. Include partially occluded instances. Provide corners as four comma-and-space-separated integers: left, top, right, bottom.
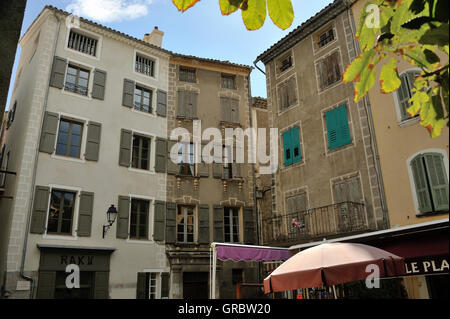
345, 4, 389, 229
253, 60, 266, 76
20, 10, 61, 299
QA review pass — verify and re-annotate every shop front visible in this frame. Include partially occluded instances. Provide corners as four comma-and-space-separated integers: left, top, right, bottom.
36, 245, 115, 299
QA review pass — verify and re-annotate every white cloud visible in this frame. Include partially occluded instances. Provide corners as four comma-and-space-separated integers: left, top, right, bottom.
66, 0, 153, 23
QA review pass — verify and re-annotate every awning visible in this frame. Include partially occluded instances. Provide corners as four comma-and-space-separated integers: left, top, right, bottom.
212, 243, 292, 262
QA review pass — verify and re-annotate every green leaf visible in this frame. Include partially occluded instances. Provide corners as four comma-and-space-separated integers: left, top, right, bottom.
391, 0, 414, 34
404, 46, 434, 69
356, 2, 380, 51
343, 49, 377, 83
219, 0, 243, 15
419, 92, 446, 138
354, 65, 377, 102
407, 90, 429, 117
241, 0, 267, 31
172, 0, 200, 12
423, 48, 440, 64
380, 58, 401, 93
419, 23, 449, 46
267, 0, 294, 30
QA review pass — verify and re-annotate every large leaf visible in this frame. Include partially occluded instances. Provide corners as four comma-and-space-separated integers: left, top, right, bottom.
172, 0, 200, 12
356, 2, 380, 51
419, 23, 449, 46
391, 0, 413, 34
343, 49, 377, 83
267, 0, 294, 30
241, 0, 267, 31
419, 92, 446, 138
219, 0, 243, 15
380, 58, 401, 93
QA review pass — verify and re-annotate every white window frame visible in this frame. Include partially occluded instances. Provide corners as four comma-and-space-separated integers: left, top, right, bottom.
126, 194, 155, 243
223, 207, 243, 244
133, 49, 159, 82
131, 81, 157, 118
393, 68, 422, 127
65, 27, 103, 61
61, 59, 95, 101
128, 129, 156, 175
142, 269, 165, 299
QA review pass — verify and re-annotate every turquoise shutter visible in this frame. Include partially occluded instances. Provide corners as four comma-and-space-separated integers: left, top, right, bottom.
291, 126, 302, 164
326, 105, 351, 150
411, 156, 433, 214
282, 130, 292, 166
424, 153, 449, 212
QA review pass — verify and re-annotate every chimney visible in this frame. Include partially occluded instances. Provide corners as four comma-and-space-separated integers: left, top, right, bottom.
143, 26, 164, 48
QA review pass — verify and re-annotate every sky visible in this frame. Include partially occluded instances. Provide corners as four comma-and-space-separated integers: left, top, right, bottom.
5, 0, 335, 110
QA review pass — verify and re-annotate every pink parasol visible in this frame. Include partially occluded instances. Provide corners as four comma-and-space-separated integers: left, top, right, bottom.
264, 242, 406, 294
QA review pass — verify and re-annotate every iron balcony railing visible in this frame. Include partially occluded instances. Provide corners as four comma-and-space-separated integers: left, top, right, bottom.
262, 202, 369, 245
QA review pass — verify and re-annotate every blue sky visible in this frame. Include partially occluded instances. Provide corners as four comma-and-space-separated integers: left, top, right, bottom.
6, 0, 334, 110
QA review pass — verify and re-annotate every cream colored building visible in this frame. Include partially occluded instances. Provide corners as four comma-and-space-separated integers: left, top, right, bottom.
0, 6, 171, 299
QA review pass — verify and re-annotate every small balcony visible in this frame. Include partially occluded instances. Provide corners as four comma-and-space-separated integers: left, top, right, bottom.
262, 202, 370, 246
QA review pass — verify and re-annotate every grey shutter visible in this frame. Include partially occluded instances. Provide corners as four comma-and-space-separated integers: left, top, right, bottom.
243, 207, 256, 245
232, 163, 242, 179
165, 203, 177, 244
411, 156, 433, 214
94, 272, 110, 299
39, 112, 59, 154
213, 163, 223, 179
85, 122, 101, 161
279, 84, 287, 110
136, 273, 147, 299
221, 97, 231, 122
198, 162, 209, 177
36, 271, 56, 299
77, 191, 94, 237
198, 204, 210, 244
189, 92, 198, 119
119, 129, 132, 167
286, 197, 295, 214
213, 143, 223, 179
155, 138, 167, 173
167, 140, 179, 175
424, 153, 449, 211
231, 99, 239, 124
288, 77, 297, 106
122, 79, 135, 108
153, 201, 166, 241
296, 193, 307, 213
213, 205, 224, 242
161, 273, 170, 299
30, 186, 50, 234
177, 90, 186, 118
334, 182, 348, 203
348, 178, 361, 203
49, 56, 67, 89
156, 90, 168, 117
92, 69, 106, 100
116, 196, 130, 239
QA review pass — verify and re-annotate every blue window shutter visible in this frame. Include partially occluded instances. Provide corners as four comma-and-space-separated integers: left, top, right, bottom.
326, 105, 351, 150
282, 130, 292, 166
291, 126, 302, 164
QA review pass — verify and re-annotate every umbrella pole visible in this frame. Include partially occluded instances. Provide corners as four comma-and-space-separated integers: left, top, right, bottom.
332, 285, 337, 299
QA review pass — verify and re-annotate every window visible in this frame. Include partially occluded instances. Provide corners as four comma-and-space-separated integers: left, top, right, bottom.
411, 152, 449, 214
135, 55, 155, 77
148, 273, 157, 299
134, 86, 153, 113
317, 51, 341, 89
177, 205, 195, 243
286, 193, 307, 237
325, 104, 351, 151
179, 67, 196, 83
220, 97, 239, 123
56, 119, 84, 158
132, 135, 151, 170
6, 101, 17, 129
130, 199, 150, 240
221, 74, 236, 89
65, 65, 90, 96
68, 30, 98, 56
397, 70, 421, 121
318, 28, 335, 48
282, 126, 301, 167
177, 142, 195, 176
224, 207, 240, 243
278, 77, 297, 110
334, 177, 362, 204
223, 145, 233, 179
177, 90, 198, 119
47, 189, 76, 235
278, 55, 293, 72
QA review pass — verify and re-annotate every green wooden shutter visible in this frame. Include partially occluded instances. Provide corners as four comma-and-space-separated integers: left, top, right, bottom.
161, 273, 170, 299
326, 105, 351, 151
243, 207, 256, 245
92, 69, 106, 100
424, 153, 449, 212
198, 204, 210, 244
153, 201, 166, 242
116, 196, 130, 239
77, 192, 94, 237
119, 129, 132, 167
156, 90, 168, 117
167, 140, 179, 175
94, 272, 110, 299
165, 203, 177, 244
282, 130, 292, 166
213, 205, 224, 242
178, 90, 186, 118
291, 126, 302, 164
30, 186, 50, 234
136, 272, 147, 299
85, 122, 102, 161
411, 156, 433, 214
122, 79, 135, 108
155, 138, 167, 173
36, 271, 56, 299
39, 112, 59, 154
49, 56, 67, 89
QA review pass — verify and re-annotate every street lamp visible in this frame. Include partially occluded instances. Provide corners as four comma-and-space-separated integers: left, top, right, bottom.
103, 205, 118, 238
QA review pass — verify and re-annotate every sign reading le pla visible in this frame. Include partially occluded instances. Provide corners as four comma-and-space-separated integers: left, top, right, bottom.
405, 255, 449, 276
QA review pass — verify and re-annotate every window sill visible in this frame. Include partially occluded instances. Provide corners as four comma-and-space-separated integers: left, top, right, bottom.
131, 108, 156, 118
51, 154, 86, 164
221, 177, 244, 182
61, 89, 92, 101
399, 116, 419, 128
43, 234, 78, 241
220, 121, 242, 127
416, 211, 449, 218
128, 167, 156, 175
126, 238, 155, 244
66, 47, 100, 61
176, 116, 199, 121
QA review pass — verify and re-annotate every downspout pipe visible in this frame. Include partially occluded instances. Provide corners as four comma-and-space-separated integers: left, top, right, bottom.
20, 10, 61, 299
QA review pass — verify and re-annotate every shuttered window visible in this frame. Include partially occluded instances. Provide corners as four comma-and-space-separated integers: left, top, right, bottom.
65, 65, 90, 96
317, 51, 341, 89
132, 134, 151, 170
56, 119, 84, 158
318, 28, 335, 48
130, 199, 150, 240
411, 153, 449, 214
221, 74, 236, 89
68, 30, 98, 56
135, 55, 155, 77
224, 207, 240, 243
278, 77, 297, 110
325, 104, 351, 151
177, 90, 198, 119
179, 67, 196, 83
397, 71, 421, 121
47, 189, 76, 235
220, 97, 239, 123
177, 142, 195, 176
282, 126, 301, 167
177, 205, 195, 243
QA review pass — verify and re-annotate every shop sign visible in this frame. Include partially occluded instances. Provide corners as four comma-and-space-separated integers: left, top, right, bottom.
405, 255, 449, 275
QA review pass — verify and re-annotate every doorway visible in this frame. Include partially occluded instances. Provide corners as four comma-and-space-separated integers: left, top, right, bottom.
183, 272, 209, 299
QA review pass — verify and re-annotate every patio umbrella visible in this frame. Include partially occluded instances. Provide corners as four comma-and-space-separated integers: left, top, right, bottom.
264, 242, 406, 294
